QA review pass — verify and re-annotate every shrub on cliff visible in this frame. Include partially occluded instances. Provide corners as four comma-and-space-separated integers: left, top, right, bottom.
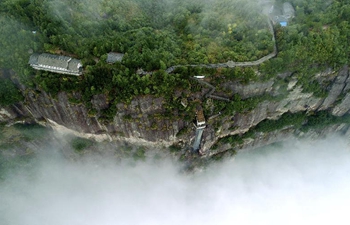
0, 78, 23, 106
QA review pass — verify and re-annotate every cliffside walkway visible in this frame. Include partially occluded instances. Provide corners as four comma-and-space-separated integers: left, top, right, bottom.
177, 19, 276, 155
165, 19, 277, 73
194, 78, 231, 102
193, 127, 205, 151
139, 19, 277, 76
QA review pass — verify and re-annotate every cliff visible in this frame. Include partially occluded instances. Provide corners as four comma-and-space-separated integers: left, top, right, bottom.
1, 66, 350, 159
0, 91, 186, 146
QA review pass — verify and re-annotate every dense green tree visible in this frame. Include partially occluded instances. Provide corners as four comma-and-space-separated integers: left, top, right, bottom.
1, 0, 350, 123
0, 76, 23, 106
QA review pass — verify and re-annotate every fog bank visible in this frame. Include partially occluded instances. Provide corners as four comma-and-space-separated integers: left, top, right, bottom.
1, 135, 350, 225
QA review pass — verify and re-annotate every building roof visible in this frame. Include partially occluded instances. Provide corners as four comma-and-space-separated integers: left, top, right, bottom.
196, 110, 205, 124
107, 52, 124, 63
28, 53, 40, 65
67, 58, 82, 72
280, 21, 288, 27
268, 2, 295, 25
37, 53, 71, 69
181, 98, 188, 108
28, 53, 82, 75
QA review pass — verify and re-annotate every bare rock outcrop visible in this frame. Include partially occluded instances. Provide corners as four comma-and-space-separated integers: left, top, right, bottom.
318, 66, 349, 110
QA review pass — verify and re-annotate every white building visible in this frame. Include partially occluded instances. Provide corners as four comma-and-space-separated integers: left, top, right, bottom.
29, 53, 83, 76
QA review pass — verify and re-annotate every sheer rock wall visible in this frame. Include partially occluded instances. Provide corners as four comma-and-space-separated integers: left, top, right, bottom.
1, 66, 350, 152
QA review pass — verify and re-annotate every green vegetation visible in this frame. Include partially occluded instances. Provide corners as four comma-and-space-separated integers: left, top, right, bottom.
261, 0, 350, 77
0, 76, 23, 106
0, 123, 48, 148
214, 110, 350, 150
215, 112, 305, 148
301, 111, 350, 132
70, 137, 94, 153
133, 146, 146, 161
13, 123, 47, 140
0, 123, 50, 181
254, 112, 306, 133
0, 123, 6, 141
0, 0, 273, 69
169, 144, 182, 153
0, 0, 273, 111
1, 0, 350, 125
211, 148, 236, 161
0, 153, 35, 181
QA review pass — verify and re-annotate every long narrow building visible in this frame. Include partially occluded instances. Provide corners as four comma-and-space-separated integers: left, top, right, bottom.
29, 53, 83, 76
193, 109, 206, 152
195, 109, 206, 129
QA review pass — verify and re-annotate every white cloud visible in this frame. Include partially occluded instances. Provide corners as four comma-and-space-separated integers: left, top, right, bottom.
1, 135, 350, 225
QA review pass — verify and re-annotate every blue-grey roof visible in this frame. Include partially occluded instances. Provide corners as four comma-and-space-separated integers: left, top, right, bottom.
107, 52, 124, 63
28, 53, 83, 75
280, 21, 288, 27
269, 2, 295, 25
37, 53, 71, 69
28, 53, 39, 65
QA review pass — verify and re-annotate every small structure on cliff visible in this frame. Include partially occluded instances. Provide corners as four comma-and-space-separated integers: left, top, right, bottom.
28, 53, 83, 76
181, 98, 188, 108
193, 108, 206, 153
195, 109, 206, 129
106, 52, 124, 64
268, 2, 295, 27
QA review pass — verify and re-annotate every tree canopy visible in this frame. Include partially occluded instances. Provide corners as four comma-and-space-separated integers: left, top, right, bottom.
1, 0, 350, 117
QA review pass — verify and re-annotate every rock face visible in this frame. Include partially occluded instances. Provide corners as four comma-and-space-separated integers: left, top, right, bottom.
223, 80, 274, 99
2, 66, 350, 153
1, 91, 186, 146
201, 66, 350, 155
318, 66, 349, 110
332, 93, 350, 116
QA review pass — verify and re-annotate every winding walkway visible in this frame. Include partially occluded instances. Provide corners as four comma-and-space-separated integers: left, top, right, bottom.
186, 19, 277, 104
137, 19, 277, 76
165, 19, 277, 73
194, 78, 230, 102
187, 19, 277, 154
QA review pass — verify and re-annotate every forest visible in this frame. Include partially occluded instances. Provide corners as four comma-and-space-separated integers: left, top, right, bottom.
1, 0, 350, 121
0, 0, 273, 71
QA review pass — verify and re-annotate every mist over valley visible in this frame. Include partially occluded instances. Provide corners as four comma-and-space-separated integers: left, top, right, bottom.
1, 0, 350, 223
1, 133, 350, 224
